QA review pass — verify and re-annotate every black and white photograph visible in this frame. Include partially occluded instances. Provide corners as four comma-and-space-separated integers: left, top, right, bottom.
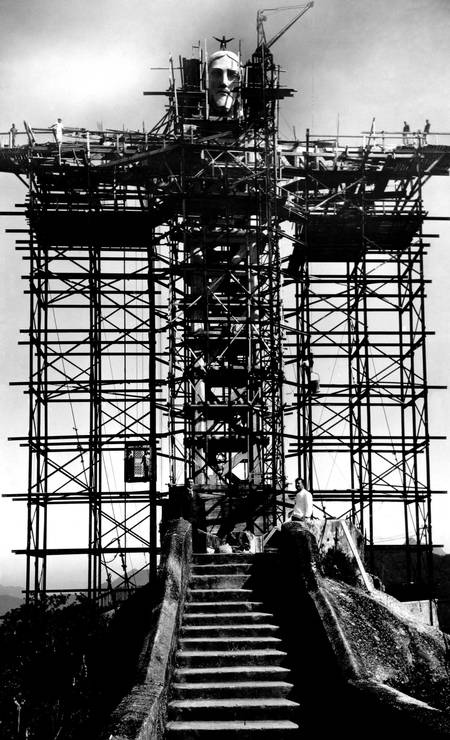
1, 1, 450, 737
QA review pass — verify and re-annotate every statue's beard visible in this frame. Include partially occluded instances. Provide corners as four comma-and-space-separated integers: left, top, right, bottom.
210, 90, 236, 115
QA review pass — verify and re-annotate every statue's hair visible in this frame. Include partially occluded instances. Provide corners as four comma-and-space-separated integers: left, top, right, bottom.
208, 49, 241, 67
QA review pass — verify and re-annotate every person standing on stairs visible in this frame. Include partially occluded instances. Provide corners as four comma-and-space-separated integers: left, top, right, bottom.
289, 478, 313, 522
179, 477, 207, 552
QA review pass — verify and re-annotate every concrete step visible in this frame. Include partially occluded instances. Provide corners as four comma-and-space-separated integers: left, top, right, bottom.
183, 611, 273, 625
181, 624, 279, 638
190, 574, 252, 589
168, 553, 298, 736
188, 589, 254, 602
191, 563, 254, 575
185, 601, 265, 614
174, 666, 292, 683
176, 649, 288, 668
172, 680, 294, 700
168, 697, 300, 721
165, 719, 300, 738
179, 636, 282, 651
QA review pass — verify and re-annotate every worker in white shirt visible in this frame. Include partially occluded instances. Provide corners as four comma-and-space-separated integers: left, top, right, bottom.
51, 118, 63, 163
290, 478, 313, 521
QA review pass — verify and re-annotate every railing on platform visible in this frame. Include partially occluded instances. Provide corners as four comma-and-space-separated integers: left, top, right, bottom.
297, 131, 450, 151
3, 126, 450, 156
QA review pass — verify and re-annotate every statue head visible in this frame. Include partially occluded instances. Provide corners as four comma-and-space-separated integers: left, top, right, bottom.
208, 49, 241, 117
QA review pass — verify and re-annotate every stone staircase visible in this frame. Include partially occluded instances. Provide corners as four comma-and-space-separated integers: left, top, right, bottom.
165, 552, 301, 738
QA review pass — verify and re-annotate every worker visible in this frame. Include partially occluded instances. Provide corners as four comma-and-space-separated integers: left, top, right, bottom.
142, 449, 151, 481
215, 451, 226, 477
51, 118, 64, 163
125, 448, 135, 481
402, 121, 410, 146
289, 478, 313, 521
52, 117, 63, 143
9, 123, 17, 147
179, 477, 207, 552
423, 119, 431, 144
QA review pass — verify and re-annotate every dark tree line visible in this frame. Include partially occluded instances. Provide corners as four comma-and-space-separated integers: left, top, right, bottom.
0, 586, 156, 740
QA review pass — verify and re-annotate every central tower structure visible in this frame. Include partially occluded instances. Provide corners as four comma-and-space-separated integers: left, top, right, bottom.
166, 42, 287, 534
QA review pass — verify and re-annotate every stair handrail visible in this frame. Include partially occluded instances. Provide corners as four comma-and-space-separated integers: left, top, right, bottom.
102, 518, 192, 740
339, 520, 373, 592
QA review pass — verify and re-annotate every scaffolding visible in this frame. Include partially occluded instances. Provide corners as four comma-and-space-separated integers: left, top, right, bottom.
9, 170, 162, 599
0, 38, 295, 600
280, 131, 450, 597
1, 33, 449, 603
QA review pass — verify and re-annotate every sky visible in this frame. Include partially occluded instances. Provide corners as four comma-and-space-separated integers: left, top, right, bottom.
1, 0, 450, 585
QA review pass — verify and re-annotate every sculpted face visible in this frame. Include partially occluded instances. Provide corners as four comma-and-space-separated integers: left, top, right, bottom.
208, 51, 240, 116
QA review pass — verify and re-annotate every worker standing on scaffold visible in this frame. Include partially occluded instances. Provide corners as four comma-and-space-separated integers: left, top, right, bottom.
402, 121, 410, 146
9, 123, 17, 147
51, 117, 63, 164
